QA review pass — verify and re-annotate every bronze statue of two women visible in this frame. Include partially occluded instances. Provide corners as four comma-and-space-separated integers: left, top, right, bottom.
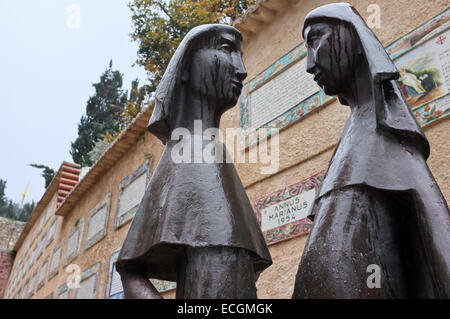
116, 3, 450, 299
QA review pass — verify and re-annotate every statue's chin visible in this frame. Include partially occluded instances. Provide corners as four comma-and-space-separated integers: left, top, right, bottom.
219, 102, 235, 114
224, 94, 240, 109
323, 86, 340, 97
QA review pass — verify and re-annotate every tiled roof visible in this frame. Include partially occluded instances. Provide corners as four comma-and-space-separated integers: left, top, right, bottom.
57, 162, 81, 209
54, 102, 154, 218
233, 0, 294, 37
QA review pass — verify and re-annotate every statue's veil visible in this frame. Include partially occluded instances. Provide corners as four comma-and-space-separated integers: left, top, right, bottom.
303, 2, 430, 158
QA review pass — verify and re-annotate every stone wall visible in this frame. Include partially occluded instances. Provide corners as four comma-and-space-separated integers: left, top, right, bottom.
0, 217, 25, 298
0, 249, 15, 298
0, 217, 25, 250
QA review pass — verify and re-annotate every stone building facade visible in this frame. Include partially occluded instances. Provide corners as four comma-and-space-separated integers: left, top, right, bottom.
0, 249, 15, 299
4, 0, 450, 299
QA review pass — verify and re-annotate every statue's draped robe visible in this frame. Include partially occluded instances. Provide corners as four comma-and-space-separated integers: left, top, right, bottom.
293, 80, 450, 298
117, 136, 272, 284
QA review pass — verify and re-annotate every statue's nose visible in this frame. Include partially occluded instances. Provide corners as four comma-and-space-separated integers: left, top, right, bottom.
235, 56, 247, 82
236, 69, 247, 82
306, 52, 316, 75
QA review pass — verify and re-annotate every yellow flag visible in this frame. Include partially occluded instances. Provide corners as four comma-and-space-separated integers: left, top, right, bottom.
22, 183, 29, 202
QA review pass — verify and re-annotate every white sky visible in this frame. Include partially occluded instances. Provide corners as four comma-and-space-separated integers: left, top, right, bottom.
0, 0, 148, 203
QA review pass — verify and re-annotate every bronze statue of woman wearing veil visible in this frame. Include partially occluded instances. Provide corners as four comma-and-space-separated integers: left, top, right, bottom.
116, 24, 272, 299
293, 3, 450, 298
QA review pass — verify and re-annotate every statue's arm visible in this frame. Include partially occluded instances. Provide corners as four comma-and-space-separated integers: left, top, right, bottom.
117, 262, 163, 299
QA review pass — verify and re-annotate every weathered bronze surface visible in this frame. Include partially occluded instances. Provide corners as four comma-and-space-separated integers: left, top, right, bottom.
293, 3, 450, 298
116, 24, 272, 299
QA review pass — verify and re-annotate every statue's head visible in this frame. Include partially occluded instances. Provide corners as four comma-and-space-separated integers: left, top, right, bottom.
302, 3, 398, 103
185, 25, 247, 109
148, 24, 247, 144
301, 3, 429, 158
303, 20, 361, 96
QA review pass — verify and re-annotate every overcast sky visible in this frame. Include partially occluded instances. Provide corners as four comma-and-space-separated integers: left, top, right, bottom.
0, 0, 147, 203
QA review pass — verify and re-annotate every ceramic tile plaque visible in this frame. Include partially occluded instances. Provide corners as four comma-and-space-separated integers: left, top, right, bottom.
85, 193, 111, 250
249, 57, 319, 129
23, 238, 29, 253
14, 285, 19, 299
7, 288, 12, 299
37, 236, 45, 258
23, 279, 30, 299
49, 244, 61, 279
21, 284, 27, 299
115, 161, 151, 228
390, 15, 450, 126
239, 8, 450, 148
150, 278, 177, 293
260, 188, 316, 232
13, 286, 18, 299
107, 251, 124, 299
57, 283, 69, 299
239, 42, 333, 148
64, 219, 83, 265
23, 259, 29, 276
75, 262, 100, 299
37, 258, 49, 289
30, 246, 37, 266
44, 292, 54, 299
117, 174, 146, 225
9, 287, 15, 299
44, 195, 56, 224
253, 170, 326, 245
46, 218, 57, 248
38, 216, 44, 234
77, 275, 97, 299
29, 270, 38, 297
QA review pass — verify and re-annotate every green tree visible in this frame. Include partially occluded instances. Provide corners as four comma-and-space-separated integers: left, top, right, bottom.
0, 179, 34, 222
17, 200, 35, 222
0, 179, 15, 220
129, 0, 256, 91
29, 164, 55, 188
70, 60, 128, 167
0, 179, 6, 209
119, 79, 149, 126
87, 79, 150, 164
3, 201, 16, 220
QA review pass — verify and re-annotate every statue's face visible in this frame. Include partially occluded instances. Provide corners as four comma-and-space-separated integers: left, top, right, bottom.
188, 31, 247, 109
304, 22, 357, 96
